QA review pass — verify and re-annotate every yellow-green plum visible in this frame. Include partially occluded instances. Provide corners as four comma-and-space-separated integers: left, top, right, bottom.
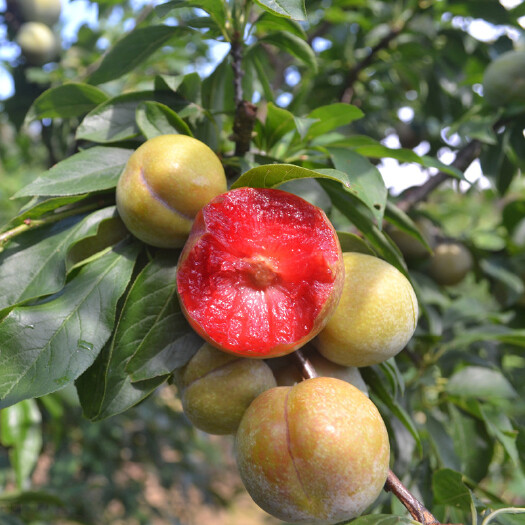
482, 50, 525, 107
16, 22, 58, 66
177, 343, 277, 435
428, 242, 473, 286
314, 252, 418, 367
16, 0, 62, 26
116, 134, 227, 248
235, 377, 390, 524
269, 348, 368, 395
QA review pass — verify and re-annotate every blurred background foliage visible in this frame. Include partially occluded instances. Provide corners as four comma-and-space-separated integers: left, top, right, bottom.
1, 0, 525, 524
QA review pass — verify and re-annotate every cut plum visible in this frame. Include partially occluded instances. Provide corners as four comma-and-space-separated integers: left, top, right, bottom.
176, 187, 344, 358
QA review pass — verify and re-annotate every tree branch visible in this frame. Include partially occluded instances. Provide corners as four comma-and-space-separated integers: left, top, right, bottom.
396, 139, 482, 212
230, 32, 257, 158
293, 348, 440, 525
384, 470, 440, 525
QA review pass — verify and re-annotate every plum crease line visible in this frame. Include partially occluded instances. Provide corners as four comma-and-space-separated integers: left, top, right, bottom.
284, 388, 310, 503
139, 167, 194, 221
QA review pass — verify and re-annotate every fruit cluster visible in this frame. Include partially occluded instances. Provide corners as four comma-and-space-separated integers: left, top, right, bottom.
116, 135, 419, 524
12, 0, 62, 66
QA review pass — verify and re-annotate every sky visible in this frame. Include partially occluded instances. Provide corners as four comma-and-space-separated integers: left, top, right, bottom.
1, 0, 524, 193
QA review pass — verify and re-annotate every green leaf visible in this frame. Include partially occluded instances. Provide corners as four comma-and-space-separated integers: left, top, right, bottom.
459, 400, 519, 466
13, 147, 132, 197
336, 231, 375, 255
257, 32, 316, 72
0, 399, 42, 489
449, 405, 493, 482
155, 0, 228, 33
253, 10, 307, 39
441, 327, 525, 352
232, 163, 385, 223
2, 195, 92, 231
260, 102, 296, 150
88, 26, 191, 85
0, 207, 119, 313
0, 240, 140, 408
136, 101, 193, 139
24, 83, 108, 123
76, 251, 200, 421
432, 468, 473, 510
360, 367, 422, 454
254, 0, 307, 21
384, 203, 433, 254
76, 91, 189, 144
326, 148, 387, 223
306, 104, 363, 140
319, 179, 408, 274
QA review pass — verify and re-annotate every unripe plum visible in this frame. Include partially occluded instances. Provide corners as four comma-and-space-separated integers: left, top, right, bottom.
176, 343, 277, 435
16, 21, 58, 66
235, 377, 390, 524
116, 134, 227, 248
314, 252, 418, 367
428, 242, 473, 286
482, 50, 525, 107
16, 0, 62, 26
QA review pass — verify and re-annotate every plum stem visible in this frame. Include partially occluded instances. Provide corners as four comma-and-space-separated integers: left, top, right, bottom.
384, 470, 441, 525
293, 347, 441, 525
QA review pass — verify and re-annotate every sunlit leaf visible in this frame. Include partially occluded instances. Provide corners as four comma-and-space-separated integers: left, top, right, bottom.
89, 26, 192, 85
254, 0, 307, 21
25, 83, 108, 122
76, 250, 200, 420
0, 240, 140, 408
13, 147, 132, 197
136, 101, 193, 139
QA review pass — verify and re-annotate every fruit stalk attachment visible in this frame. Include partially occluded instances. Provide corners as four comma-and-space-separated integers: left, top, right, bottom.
294, 347, 441, 525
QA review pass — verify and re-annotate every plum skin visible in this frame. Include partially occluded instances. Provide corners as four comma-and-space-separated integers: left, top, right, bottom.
176, 343, 277, 435
16, 22, 58, 66
116, 134, 227, 248
234, 377, 390, 525
314, 252, 418, 367
428, 242, 473, 286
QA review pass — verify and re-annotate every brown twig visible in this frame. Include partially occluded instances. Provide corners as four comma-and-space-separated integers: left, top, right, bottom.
230, 32, 257, 158
294, 348, 440, 524
396, 139, 482, 212
385, 470, 440, 525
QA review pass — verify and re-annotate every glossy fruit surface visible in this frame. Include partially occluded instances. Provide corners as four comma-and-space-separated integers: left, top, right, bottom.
176, 187, 344, 358
314, 252, 418, 367
235, 377, 390, 524
177, 188, 344, 357
16, 21, 58, 65
116, 134, 227, 248
16, 0, 62, 26
428, 242, 473, 286
176, 343, 277, 435
483, 50, 525, 107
